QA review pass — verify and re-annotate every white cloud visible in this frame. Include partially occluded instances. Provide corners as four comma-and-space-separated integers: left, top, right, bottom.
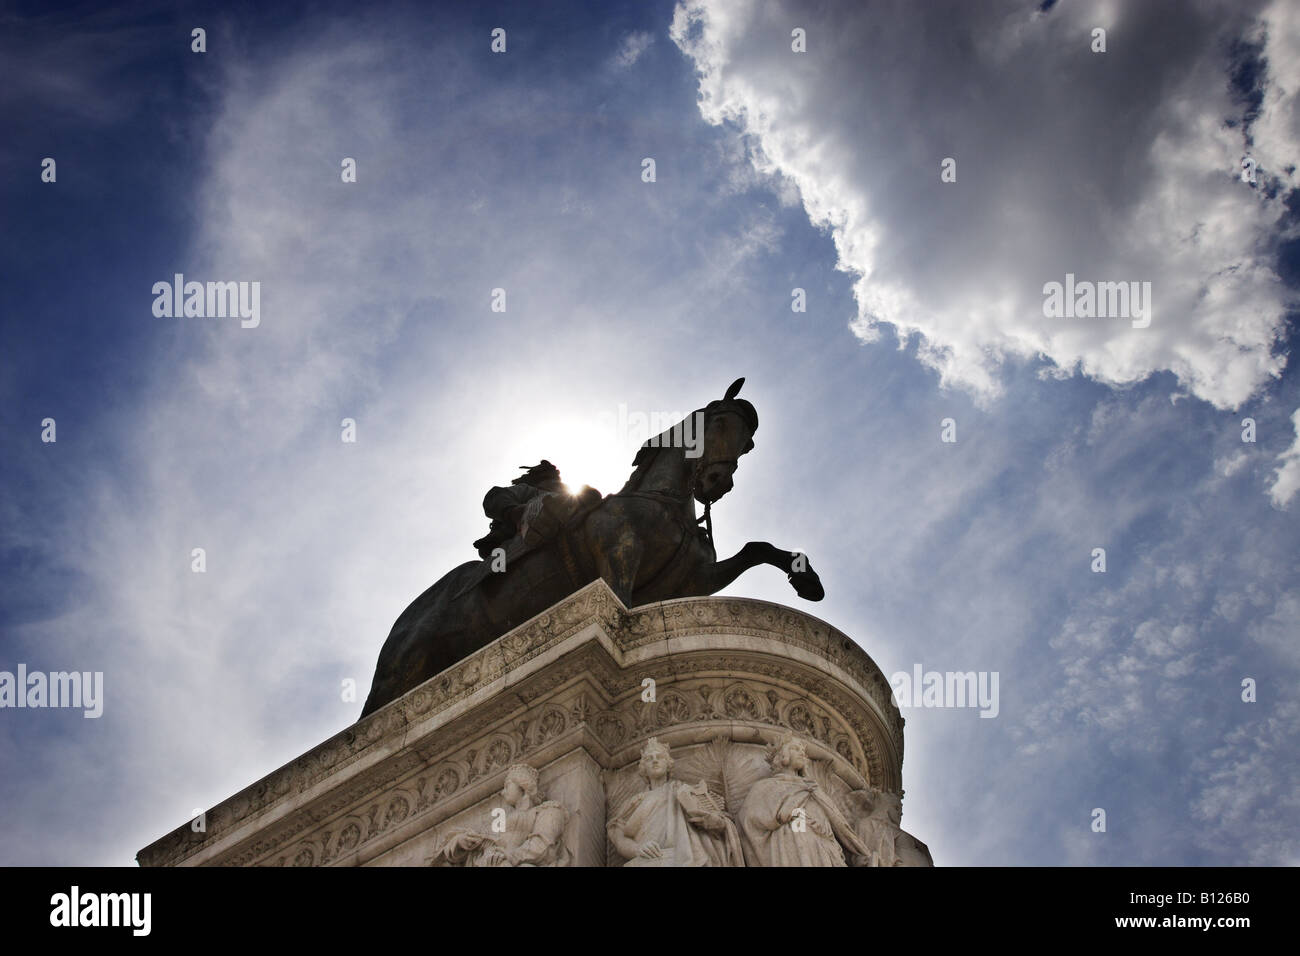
1248, 1, 1300, 184
1268, 408, 1300, 507
670, 0, 1299, 409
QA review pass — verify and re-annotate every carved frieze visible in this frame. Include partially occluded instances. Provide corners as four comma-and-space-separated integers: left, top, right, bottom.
138, 581, 906, 867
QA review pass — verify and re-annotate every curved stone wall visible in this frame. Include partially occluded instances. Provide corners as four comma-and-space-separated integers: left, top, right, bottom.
138, 579, 926, 867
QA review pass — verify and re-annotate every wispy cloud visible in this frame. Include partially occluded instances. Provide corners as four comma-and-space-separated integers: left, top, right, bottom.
613, 29, 653, 68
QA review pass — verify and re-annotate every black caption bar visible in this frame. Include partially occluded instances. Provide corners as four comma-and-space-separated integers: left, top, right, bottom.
1, 866, 1282, 943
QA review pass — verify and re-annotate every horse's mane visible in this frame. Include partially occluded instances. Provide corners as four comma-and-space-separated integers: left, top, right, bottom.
617, 423, 689, 495
616, 397, 758, 495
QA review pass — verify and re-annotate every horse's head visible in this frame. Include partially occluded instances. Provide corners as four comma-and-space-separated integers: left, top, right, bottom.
693, 377, 758, 505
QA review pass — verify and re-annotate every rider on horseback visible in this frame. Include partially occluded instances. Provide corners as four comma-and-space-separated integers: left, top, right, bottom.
363, 379, 825, 718
472, 461, 601, 559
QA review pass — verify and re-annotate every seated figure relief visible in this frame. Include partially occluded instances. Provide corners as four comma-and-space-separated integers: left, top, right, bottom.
606, 737, 744, 867
427, 763, 571, 867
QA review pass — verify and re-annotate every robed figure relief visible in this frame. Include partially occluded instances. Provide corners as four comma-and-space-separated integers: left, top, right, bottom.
428, 763, 571, 867
847, 787, 935, 867
738, 733, 871, 867
606, 738, 744, 867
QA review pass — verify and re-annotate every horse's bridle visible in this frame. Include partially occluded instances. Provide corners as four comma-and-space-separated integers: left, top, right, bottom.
614, 406, 751, 551
687, 452, 743, 549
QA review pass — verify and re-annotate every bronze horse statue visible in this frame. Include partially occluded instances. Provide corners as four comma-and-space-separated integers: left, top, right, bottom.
361, 379, 824, 716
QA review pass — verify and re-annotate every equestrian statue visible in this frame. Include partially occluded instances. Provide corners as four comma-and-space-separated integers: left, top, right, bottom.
361, 378, 824, 717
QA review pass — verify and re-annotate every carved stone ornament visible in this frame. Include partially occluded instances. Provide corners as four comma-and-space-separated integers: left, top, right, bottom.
738, 732, 873, 867
606, 738, 743, 866
846, 787, 934, 867
427, 763, 571, 867
137, 582, 924, 868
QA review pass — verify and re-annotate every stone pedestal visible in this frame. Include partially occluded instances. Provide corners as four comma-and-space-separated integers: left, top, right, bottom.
138, 580, 931, 867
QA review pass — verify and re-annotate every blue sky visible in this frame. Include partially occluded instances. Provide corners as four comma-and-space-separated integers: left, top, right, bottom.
2, 0, 1298, 866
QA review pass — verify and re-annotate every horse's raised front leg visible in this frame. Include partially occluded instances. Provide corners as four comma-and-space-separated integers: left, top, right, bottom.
688, 541, 824, 601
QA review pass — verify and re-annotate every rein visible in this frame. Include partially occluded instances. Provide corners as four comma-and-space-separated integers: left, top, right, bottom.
613, 451, 733, 552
